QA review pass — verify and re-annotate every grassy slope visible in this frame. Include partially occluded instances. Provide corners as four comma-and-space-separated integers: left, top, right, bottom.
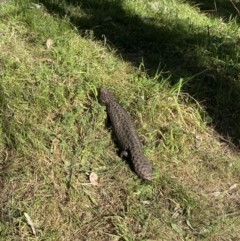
0, 0, 240, 240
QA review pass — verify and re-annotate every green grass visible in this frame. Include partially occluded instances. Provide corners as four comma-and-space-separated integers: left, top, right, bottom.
0, 0, 240, 240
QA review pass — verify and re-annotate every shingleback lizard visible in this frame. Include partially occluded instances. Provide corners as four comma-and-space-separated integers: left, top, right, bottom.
99, 88, 152, 181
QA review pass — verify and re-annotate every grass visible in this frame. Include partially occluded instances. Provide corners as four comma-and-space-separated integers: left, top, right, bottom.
0, 0, 240, 240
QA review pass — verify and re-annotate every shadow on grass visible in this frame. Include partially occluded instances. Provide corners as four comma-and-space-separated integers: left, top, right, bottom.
36, 0, 240, 147
186, 0, 240, 22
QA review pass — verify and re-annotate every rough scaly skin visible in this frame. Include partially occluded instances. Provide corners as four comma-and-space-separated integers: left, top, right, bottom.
99, 88, 152, 181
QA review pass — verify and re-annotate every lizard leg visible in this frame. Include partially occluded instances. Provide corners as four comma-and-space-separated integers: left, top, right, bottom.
120, 150, 128, 158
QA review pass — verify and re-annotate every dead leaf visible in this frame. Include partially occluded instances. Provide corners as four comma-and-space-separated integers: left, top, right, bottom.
50, 138, 61, 162
186, 219, 194, 230
30, 3, 43, 9
46, 38, 53, 49
89, 172, 99, 186
229, 183, 238, 190
24, 212, 36, 236
15, 56, 20, 62
210, 191, 222, 197
141, 200, 151, 205
38, 58, 53, 62
51, 138, 59, 151
171, 223, 185, 235
228, 183, 238, 195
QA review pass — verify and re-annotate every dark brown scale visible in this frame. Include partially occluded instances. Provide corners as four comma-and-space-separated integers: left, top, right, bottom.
99, 88, 152, 181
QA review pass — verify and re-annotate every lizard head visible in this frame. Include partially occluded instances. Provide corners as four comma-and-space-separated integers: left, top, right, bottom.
98, 88, 115, 106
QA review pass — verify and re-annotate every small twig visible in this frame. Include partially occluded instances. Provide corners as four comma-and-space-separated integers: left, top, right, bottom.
229, 0, 240, 15
24, 212, 37, 236
214, 0, 217, 12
